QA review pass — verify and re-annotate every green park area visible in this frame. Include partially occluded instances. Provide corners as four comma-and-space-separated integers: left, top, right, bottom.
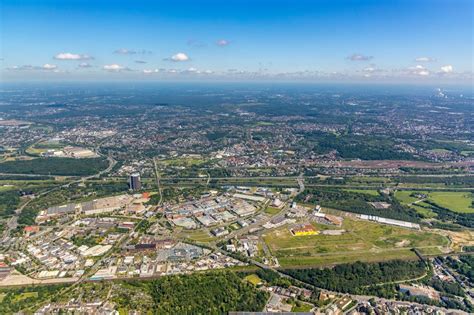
158, 156, 206, 167
291, 302, 314, 312
264, 206, 281, 215
244, 274, 263, 286
395, 190, 474, 215
428, 192, 474, 214
25, 140, 66, 156
0, 157, 108, 176
179, 229, 216, 243
343, 189, 380, 196
262, 217, 449, 268
394, 190, 436, 218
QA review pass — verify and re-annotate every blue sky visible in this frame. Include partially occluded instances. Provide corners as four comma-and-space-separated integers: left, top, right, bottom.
1, 0, 472, 83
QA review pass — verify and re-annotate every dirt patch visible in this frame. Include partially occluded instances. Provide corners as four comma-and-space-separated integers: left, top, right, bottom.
395, 239, 411, 247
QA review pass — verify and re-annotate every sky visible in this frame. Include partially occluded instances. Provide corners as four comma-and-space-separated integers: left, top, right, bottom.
0, 0, 473, 83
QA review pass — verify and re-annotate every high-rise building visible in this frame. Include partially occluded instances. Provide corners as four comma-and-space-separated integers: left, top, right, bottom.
129, 172, 141, 191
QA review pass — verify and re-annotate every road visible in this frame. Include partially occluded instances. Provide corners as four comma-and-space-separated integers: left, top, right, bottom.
152, 157, 163, 207
297, 173, 305, 193
245, 255, 469, 314
2, 150, 116, 240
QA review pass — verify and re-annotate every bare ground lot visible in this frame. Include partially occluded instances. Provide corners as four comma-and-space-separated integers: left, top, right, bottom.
263, 217, 450, 268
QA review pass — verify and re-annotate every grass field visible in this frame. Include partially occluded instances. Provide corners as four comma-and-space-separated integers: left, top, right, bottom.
26, 141, 66, 156
264, 206, 281, 215
244, 274, 262, 285
11, 292, 38, 302
262, 218, 449, 268
178, 229, 215, 243
395, 190, 474, 214
158, 157, 206, 167
350, 176, 392, 183
343, 189, 380, 196
291, 303, 313, 312
394, 191, 421, 204
411, 204, 437, 218
394, 190, 437, 218
0, 185, 16, 192
428, 192, 474, 214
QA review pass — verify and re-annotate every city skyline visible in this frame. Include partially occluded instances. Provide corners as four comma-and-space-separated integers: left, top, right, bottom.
1, 0, 473, 83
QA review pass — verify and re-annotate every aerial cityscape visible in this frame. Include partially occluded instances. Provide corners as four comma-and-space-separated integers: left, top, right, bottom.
0, 0, 473, 314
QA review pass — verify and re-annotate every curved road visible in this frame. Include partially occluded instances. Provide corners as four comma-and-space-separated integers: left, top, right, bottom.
2, 151, 116, 239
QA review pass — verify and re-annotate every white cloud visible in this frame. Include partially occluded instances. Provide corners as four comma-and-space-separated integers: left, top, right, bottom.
114, 48, 151, 55
347, 53, 373, 61
103, 64, 131, 72
216, 39, 230, 46
440, 65, 453, 73
415, 56, 436, 62
169, 52, 189, 62
78, 62, 93, 68
7, 65, 33, 71
7, 64, 59, 71
408, 65, 430, 76
42, 64, 57, 70
114, 48, 135, 55
142, 69, 159, 74
54, 52, 93, 60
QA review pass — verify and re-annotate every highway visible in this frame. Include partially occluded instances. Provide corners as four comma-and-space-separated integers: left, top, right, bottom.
2, 149, 116, 241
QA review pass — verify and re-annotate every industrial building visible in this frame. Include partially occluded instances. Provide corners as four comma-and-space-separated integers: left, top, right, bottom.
291, 223, 318, 236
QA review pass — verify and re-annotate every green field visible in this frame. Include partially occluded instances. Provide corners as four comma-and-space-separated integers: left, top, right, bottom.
428, 192, 474, 214
244, 274, 262, 285
0, 157, 108, 176
291, 303, 313, 312
343, 189, 380, 196
179, 230, 216, 243
0, 185, 16, 192
263, 218, 448, 268
351, 176, 391, 183
394, 190, 437, 218
264, 206, 281, 215
158, 157, 206, 167
395, 190, 474, 214
26, 140, 66, 156
11, 292, 38, 303
394, 191, 421, 204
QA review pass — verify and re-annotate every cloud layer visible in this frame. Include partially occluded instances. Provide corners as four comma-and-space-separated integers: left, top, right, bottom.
54, 53, 93, 60
348, 53, 373, 61
114, 48, 152, 55
415, 56, 436, 62
103, 64, 132, 72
